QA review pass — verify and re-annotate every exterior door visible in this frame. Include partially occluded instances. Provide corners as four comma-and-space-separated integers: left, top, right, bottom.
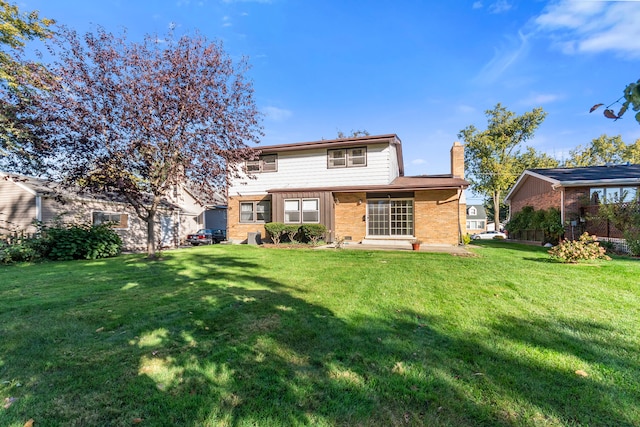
367, 199, 414, 237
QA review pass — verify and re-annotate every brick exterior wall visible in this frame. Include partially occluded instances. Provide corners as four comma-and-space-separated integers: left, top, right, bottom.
332, 190, 463, 245
451, 142, 464, 179
334, 192, 367, 242
227, 195, 272, 242
415, 189, 462, 245
563, 188, 590, 220
510, 187, 561, 214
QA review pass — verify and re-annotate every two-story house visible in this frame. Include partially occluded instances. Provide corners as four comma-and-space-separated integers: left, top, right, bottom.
228, 134, 469, 246
466, 204, 487, 234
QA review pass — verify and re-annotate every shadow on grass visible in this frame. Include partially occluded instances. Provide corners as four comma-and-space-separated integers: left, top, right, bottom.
1, 247, 638, 426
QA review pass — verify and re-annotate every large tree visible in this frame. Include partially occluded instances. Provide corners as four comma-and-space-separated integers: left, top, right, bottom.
564, 134, 640, 167
25, 27, 262, 258
458, 103, 551, 228
0, 0, 54, 165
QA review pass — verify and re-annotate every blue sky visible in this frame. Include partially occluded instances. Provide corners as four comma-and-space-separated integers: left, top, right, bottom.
21, 0, 640, 202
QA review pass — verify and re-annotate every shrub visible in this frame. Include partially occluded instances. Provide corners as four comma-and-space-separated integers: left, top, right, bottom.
264, 222, 287, 245
623, 230, 640, 256
283, 224, 300, 243
0, 242, 38, 264
300, 224, 327, 245
506, 206, 564, 244
0, 223, 122, 264
548, 233, 611, 263
462, 234, 471, 245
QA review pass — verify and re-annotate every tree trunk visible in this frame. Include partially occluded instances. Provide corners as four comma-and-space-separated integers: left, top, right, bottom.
493, 191, 501, 231
147, 209, 156, 259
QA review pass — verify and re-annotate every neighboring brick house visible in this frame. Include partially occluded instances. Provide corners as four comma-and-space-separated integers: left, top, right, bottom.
466, 204, 487, 234
227, 134, 469, 247
505, 164, 640, 239
0, 172, 210, 250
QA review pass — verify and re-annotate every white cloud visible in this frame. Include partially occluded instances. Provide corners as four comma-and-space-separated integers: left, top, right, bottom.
456, 104, 476, 114
520, 92, 563, 106
475, 30, 530, 84
488, 0, 512, 14
411, 158, 426, 165
263, 106, 292, 121
472, 1, 483, 10
534, 0, 640, 58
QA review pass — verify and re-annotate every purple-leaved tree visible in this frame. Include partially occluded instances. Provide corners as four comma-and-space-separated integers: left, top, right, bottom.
27, 27, 262, 258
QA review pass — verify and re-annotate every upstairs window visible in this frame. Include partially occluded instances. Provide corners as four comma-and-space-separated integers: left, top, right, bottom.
328, 147, 367, 168
468, 206, 477, 216
246, 154, 277, 173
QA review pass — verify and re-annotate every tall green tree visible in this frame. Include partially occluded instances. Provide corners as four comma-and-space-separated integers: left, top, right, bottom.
564, 134, 640, 167
458, 103, 550, 228
0, 0, 54, 165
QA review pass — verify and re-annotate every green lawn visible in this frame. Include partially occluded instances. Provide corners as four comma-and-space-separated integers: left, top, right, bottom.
1, 242, 639, 426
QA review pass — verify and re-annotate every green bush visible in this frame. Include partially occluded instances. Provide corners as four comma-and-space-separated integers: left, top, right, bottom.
300, 224, 327, 245
507, 206, 564, 244
548, 233, 611, 263
0, 242, 38, 264
264, 222, 287, 245
43, 223, 122, 260
462, 234, 471, 245
0, 223, 122, 263
623, 230, 640, 256
283, 224, 301, 243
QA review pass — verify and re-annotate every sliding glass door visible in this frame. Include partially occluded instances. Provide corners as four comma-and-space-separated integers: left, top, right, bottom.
367, 199, 414, 237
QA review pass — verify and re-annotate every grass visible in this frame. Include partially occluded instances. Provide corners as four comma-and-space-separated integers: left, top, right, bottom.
0, 241, 639, 426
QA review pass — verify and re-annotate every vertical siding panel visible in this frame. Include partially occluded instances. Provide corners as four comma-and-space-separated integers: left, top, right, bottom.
0, 180, 37, 233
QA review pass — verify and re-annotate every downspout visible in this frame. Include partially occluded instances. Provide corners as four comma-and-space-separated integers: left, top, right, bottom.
457, 187, 463, 245
35, 195, 42, 223
560, 188, 565, 224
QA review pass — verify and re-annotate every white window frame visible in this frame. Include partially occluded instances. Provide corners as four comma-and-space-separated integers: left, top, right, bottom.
590, 186, 638, 204
284, 198, 320, 224
246, 154, 277, 173
239, 200, 271, 223
92, 211, 129, 229
328, 147, 367, 169
366, 198, 414, 238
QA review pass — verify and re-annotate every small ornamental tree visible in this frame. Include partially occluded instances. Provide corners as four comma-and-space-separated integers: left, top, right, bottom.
596, 193, 640, 256
300, 223, 327, 245
23, 27, 262, 258
264, 222, 286, 245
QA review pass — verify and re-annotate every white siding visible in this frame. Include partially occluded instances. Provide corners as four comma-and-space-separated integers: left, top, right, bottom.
230, 143, 397, 196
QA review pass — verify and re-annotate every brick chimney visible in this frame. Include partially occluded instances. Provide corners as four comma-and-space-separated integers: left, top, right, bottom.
450, 141, 464, 179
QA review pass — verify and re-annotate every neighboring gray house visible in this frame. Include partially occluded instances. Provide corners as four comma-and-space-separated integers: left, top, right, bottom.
466, 204, 487, 234
0, 172, 210, 250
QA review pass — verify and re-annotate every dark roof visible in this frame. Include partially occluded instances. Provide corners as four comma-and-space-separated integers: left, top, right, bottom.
267, 175, 468, 193
1, 172, 182, 210
505, 163, 640, 203
529, 164, 640, 182
467, 204, 486, 219
255, 134, 405, 176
